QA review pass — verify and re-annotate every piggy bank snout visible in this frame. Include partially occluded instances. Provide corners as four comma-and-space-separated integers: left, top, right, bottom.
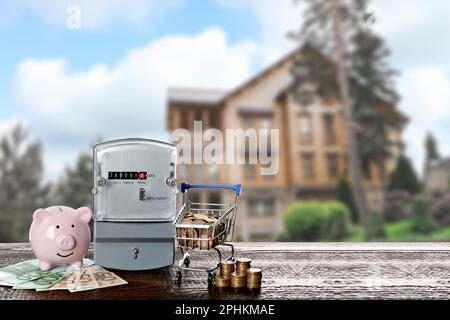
56, 235, 76, 251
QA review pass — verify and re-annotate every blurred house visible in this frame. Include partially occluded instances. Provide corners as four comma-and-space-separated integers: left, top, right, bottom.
424, 158, 450, 195
166, 48, 407, 241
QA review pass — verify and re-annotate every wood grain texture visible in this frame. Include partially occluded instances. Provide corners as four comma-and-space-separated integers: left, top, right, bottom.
1, 242, 450, 300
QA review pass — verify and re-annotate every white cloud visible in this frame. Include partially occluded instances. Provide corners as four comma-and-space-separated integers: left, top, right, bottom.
12, 27, 269, 180
399, 67, 450, 175
0, 0, 183, 29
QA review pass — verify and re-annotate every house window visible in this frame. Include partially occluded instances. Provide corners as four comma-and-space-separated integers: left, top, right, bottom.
194, 110, 203, 122
245, 164, 256, 180
210, 112, 220, 129
327, 154, 339, 178
298, 88, 316, 106
208, 163, 219, 181
195, 164, 203, 182
323, 113, 336, 144
302, 154, 315, 178
363, 161, 372, 180
298, 114, 312, 143
260, 119, 271, 131
243, 118, 253, 130
180, 109, 189, 129
189, 192, 200, 204
180, 164, 190, 180
247, 198, 275, 217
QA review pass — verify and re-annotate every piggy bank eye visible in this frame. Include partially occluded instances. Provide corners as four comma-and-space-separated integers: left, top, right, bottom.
56, 225, 60, 229
71, 224, 75, 228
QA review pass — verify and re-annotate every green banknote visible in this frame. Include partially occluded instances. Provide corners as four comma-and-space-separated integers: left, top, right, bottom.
13, 271, 67, 290
0, 258, 93, 287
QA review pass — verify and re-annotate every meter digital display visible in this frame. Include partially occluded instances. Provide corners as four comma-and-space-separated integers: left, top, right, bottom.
108, 171, 147, 180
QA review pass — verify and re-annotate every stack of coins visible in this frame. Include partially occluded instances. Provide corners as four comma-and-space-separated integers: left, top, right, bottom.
246, 268, 262, 289
214, 274, 230, 288
219, 261, 235, 276
229, 272, 246, 288
235, 258, 251, 276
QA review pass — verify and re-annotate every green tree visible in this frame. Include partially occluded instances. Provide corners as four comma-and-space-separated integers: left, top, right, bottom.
52, 152, 93, 209
425, 132, 440, 162
336, 176, 359, 223
410, 196, 436, 235
364, 210, 386, 241
291, 0, 401, 221
0, 124, 50, 241
388, 155, 421, 193
350, 29, 402, 183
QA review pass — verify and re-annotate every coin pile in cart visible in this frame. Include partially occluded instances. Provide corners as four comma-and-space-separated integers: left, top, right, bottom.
177, 213, 226, 250
214, 258, 262, 290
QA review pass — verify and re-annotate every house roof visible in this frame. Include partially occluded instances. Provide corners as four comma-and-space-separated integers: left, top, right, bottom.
167, 87, 228, 106
167, 46, 407, 122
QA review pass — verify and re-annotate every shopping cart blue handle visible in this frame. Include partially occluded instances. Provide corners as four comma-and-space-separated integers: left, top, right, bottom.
181, 183, 242, 196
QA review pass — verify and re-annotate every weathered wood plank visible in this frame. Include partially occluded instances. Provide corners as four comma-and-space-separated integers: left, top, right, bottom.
1, 242, 450, 300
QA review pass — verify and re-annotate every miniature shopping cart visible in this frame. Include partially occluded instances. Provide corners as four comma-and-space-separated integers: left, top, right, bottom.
174, 183, 242, 284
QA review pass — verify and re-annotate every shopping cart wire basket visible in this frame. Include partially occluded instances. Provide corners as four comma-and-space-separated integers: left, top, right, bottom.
174, 183, 242, 284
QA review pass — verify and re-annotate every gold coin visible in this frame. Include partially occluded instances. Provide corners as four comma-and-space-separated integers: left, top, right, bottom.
219, 261, 235, 276
214, 274, 230, 288
235, 258, 252, 272
177, 228, 186, 246
229, 272, 246, 288
246, 268, 262, 288
246, 267, 262, 275
186, 228, 198, 248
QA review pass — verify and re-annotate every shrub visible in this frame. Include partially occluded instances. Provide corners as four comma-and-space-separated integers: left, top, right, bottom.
283, 202, 327, 241
429, 193, 450, 226
388, 156, 421, 193
365, 210, 386, 241
382, 190, 412, 222
335, 177, 359, 223
410, 196, 437, 234
323, 201, 351, 240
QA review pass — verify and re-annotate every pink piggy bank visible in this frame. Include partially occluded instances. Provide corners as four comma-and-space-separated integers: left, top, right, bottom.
29, 206, 92, 271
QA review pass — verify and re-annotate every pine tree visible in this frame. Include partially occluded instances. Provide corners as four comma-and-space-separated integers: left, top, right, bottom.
388, 155, 421, 193
336, 176, 359, 223
53, 152, 93, 209
425, 132, 440, 162
0, 124, 50, 241
350, 29, 401, 182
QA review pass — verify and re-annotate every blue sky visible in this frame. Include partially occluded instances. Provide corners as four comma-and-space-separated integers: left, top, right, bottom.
0, 0, 260, 118
0, 0, 449, 181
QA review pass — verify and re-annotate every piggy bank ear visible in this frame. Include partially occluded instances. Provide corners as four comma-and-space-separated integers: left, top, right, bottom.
75, 207, 92, 224
33, 208, 49, 224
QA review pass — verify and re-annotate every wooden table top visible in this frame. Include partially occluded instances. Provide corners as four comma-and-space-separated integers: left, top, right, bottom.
1, 242, 450, 300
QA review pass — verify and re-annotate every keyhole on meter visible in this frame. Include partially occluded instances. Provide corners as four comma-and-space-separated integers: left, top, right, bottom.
132, 248, 139, 259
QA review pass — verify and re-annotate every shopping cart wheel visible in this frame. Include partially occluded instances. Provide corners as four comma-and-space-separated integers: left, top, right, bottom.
176, 271, 182, 283
207, 272, 214, 286
183, 256, 190, 267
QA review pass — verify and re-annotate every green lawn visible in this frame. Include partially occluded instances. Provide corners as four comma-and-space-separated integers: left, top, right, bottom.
344, 219, 450, 242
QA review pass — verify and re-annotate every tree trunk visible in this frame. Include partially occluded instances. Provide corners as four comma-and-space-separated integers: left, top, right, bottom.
331, 0, 369, 221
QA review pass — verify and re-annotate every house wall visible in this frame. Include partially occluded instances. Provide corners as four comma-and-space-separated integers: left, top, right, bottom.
167, 55, 405, 241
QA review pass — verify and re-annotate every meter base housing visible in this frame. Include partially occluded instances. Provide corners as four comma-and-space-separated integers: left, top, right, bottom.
94, 221, 175, 271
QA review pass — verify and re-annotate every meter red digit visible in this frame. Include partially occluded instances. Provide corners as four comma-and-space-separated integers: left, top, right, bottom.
138, 172, 147, 180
